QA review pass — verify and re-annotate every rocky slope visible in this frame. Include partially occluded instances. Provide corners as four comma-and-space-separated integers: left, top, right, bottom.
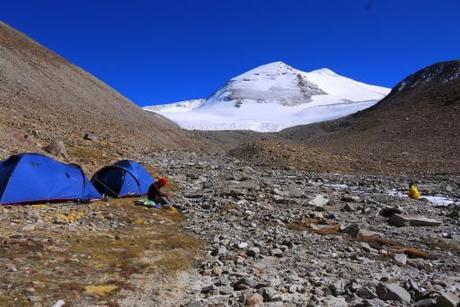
0, 21, 212, 171
145, 62, 389, 132
226, 60, 460, 175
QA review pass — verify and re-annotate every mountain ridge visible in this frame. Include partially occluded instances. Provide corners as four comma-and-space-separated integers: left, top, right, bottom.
277, 60, 460, 174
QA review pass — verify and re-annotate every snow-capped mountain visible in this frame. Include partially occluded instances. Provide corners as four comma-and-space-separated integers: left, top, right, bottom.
144, 62, 390, 132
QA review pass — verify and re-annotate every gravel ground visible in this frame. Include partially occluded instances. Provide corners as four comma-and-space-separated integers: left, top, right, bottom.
152, 152, 460, 307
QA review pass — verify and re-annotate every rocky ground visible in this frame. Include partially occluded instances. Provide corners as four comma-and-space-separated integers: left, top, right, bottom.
1, 151, 460, 306
153, 152, 460, 306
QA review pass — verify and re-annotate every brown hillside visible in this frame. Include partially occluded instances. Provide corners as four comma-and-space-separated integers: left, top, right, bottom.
0, 21, 212, 171
281, 60, 460, 175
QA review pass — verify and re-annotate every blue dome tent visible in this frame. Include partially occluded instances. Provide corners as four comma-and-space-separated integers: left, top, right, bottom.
0, 153, 101, 205
91, 160, 154, 198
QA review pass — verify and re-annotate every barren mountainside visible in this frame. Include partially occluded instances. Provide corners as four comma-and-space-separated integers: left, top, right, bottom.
280, 60, 460, 174
0, 21, 211, 170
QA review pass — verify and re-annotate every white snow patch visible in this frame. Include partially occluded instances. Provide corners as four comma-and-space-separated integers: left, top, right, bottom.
388, 190, 457, 206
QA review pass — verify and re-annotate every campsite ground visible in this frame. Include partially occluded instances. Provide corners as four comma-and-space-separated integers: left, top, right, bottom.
1, 151, 459, 306
0, 198, 203, 306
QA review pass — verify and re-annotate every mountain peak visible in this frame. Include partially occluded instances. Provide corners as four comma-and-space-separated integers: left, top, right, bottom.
146, 62, 390, 132
395, 60, 460, 92
310, 68, 338, 76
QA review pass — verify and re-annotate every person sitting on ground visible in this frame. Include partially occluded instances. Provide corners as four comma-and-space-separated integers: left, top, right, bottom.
147, 177, 170, 205
408, 181, 421, 200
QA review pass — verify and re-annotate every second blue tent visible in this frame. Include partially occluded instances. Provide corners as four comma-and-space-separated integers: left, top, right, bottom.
91, 160, 154, 198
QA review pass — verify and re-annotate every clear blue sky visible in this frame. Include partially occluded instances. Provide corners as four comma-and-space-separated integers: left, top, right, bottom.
1, 0, 459, 106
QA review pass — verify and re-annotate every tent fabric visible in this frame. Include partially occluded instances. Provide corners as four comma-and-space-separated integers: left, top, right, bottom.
0, 153, 101, 205
91, 160, 154, 198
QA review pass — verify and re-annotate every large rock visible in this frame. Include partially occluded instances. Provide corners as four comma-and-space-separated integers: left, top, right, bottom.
321, 295, 349, 307
308, 194, 330, 207
44, 140, 68, 160
436, 292, 459, 307
376, 283, 411, 303
342, 224, 381, 238
389, 213, 442, 227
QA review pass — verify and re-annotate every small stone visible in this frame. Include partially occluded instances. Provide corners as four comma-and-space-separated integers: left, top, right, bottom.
246, 293, 263, 306
342, 224, 360, 237
363, 298, 386, 307
237, 242, 249, 249
393, 253, 407, 265
201, 284, 217, 295
415, 298, 435, 306
44, 140, 68, 160
270, 248, 283, 257
234, 281, 251, 291
5, 263, 17, 272
287, 185, 304, 198
246, 247, 260, 258
259, 287, 277, 301
83, 132, 98, 141
356, 286, 378, 299
22, 224, 36, 231
211, 245, 227, 256
379, 206, 403, 217
219, 285, 233, 295
435, 292, 459, 307
341, 194, 361, 202
27, 296, 41, 303
321, 295, 348, 307
342, 224, 380, 238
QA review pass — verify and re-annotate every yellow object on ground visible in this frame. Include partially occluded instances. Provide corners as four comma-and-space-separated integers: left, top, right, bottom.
408, 184, 421, 200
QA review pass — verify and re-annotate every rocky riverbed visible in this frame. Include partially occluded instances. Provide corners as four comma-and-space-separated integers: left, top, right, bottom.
152, 152, 460, 307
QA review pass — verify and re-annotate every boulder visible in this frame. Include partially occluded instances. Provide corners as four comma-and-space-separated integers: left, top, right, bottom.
435, 292, 459, 307
376, 283, 411, 303
308, 194, 330, 207
389, 213, 442, 227
44, 140, 68, 160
